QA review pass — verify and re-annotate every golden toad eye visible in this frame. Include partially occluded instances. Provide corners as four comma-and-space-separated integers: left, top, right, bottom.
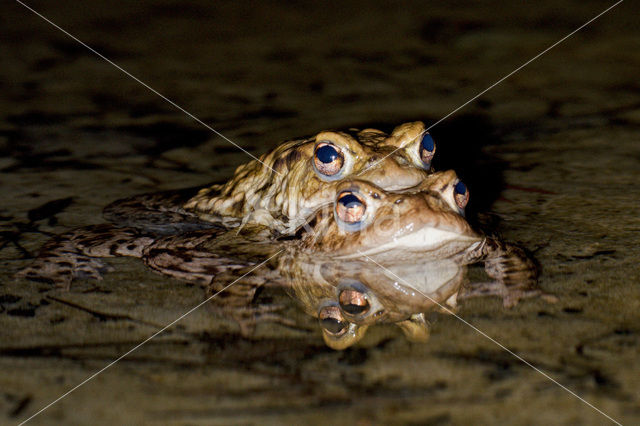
336, 191, 366, 223
454, 181, 469, 209
318, 305, 348, 336
314, 142, 344, 176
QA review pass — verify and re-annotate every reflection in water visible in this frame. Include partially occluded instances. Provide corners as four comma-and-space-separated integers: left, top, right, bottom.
282, 253, 466, 349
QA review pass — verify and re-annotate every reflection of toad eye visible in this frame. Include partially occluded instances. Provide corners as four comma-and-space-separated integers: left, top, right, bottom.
314, 142, 344, 176
419, 133, 436, 168
336, 191, 366, 223
454, 181, 469, 209
338, 289, 370, 315
318, 305, 348, 336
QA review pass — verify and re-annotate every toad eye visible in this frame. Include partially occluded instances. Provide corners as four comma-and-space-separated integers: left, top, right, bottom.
454, 181, 469, 209
336, 191, 366, 224
338, 289, 370, 315
318, 305, 348, 336
419, 133, 436, 168
314, 142, 344, 177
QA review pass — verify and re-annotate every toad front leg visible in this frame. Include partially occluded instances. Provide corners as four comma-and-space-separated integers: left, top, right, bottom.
460, 237, 555, 307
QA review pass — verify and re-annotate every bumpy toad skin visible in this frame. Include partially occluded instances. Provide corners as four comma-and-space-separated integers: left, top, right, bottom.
301, 173, 479, 260
105, 121, 435, 234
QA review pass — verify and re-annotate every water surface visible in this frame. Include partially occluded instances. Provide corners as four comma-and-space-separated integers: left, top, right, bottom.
1, 1, 639, 424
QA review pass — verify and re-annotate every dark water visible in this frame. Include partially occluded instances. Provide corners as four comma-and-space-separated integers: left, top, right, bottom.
1, 1, 639, 424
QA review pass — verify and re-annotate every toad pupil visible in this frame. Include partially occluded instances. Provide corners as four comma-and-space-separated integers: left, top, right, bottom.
316, 144, 339, 163
339, 193, 362, 209
421, 134, 434, 152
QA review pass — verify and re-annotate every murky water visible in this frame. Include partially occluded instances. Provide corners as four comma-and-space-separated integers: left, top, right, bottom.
2, 1, 639, 424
